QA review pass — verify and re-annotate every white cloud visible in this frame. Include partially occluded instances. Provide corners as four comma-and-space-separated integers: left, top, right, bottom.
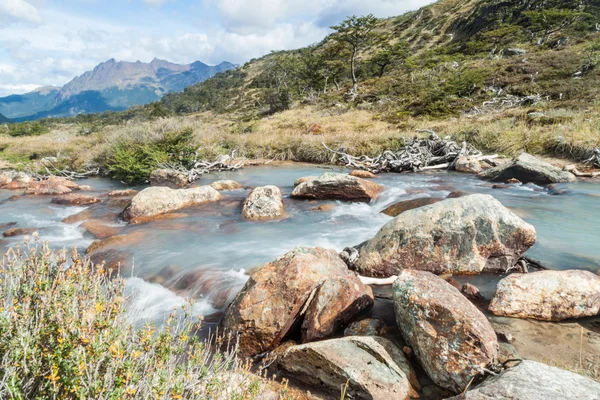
0, 0, 41, 24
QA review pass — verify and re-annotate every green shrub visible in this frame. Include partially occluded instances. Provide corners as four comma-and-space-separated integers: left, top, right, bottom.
6, 122, 50, 137
0, 243, 271, 399
106, 128, 195, 185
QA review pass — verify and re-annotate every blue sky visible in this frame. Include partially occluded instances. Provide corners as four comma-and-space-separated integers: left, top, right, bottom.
0, 0, 434, 96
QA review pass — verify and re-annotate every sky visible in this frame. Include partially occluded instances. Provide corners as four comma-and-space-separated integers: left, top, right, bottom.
0, 0, 434, 97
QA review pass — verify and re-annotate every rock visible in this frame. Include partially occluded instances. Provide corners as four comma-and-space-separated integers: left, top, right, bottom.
503, 48, 527, 57
447, 190, 470, 198
293, 176, 316, 187
13, 172, 31, 184
86, 231, 146, 255
446, 360, 600, 400
0, 172, 12, 186
393, 270, 498, 393
24, 181, 72, 196
350, 170, 377, 179
506, 178, 522, 184
3, 227, 37, 237
80, 219, 124, 239
381, 197, 443, 217
108, 189, 139, 197
122, 186, 222, 223
210, 180, 243, 191
492, 184, 510, 189
291, 172, 383, 203
489, 270, 600, 321
278, 336, 417, 400
51, 193, 101, 206
309, 203, 336, 212
480, 152, 576, 185
355, 194, 537, 277
149, 169, 188, 188
455, 156, 483, 174
462, 282, 482, 300
242, 186, 285, 220
47, 176, 80, 189
220, 247, 374, 357
3, 180, 30, 190
343, 318, 386, 337
78, 185, 92, 191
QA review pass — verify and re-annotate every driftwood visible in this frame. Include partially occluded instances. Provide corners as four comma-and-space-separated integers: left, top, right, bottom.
27, 162, 100, 181
584, 148, 600, 168
157, 151, 244, 183
324, 131, 488, 173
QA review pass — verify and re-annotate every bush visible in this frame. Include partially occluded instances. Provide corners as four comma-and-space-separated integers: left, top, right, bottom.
0, 243, 272, 399
106, 128, 196, 185
6, 122, 50, 137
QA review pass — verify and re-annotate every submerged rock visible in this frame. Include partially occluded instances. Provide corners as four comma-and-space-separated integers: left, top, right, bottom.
3, 227, 37, 237
149, 169, 188, 188
291, 172, 383, 203
122, 186, 222, 223
210, 180, 243, 191
393, 270, 498, 393
220, 247, 373, 357
489, 270, 600, 321
242, 185, 285, 220
354, 194, 536, 277
108, 189, 139, 197
350, 170, 377, 178
480, 152, 576, 184
51, 193, 101, 206
446, 360, 600, 400
278, 336, 417, 400
80, 219, 124, 239
381, 197, 443, 217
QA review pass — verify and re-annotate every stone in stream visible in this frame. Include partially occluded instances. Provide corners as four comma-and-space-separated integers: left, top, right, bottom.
392, 270, 498, 394
480, 152, 576, 184
3, 227, 37, 237
122, 186, 222, 223
0, 172, 12, 186
354, 194, 537, 277
220, 247, 374, 357
108, 189, 139, 197
293, 176, 316, 187
149, 169, 188, 188
278, 336, 417, 400
445, 360, 600, 400
51, 193, 101, 206
489, 270, 600, 321
291, 172, 383, 203
241, 185, 285, 220
349, 170, 377, 178
455, 156, 485, 174
80, 219, 124, 239
381, 197, 443, 217
24, 181, 73, 195
210, 180, 243, 191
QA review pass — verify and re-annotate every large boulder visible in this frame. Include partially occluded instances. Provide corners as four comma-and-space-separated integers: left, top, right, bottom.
446, 360, 600, 400
480, 152, 576, 184
393, 270, 498, 393
242, 185, 285, 220
489, 270, 600, 321
149, 169, 188, 188
51, 193, 101, 206
122, 186, 222, 223
455, 156, 484, 174
220, 247, 374, 357
381, 197, 443, 217
0, 172, 12, 186
354, 194, 536, 277
291, 172, 383, 203
278, 336, 417, 400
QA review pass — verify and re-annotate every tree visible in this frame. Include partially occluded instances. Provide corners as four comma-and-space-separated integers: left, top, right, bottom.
524, 9, 582, 46
318, 40, 351, 93
370, 40, 409, 78
331, 14, 379, 94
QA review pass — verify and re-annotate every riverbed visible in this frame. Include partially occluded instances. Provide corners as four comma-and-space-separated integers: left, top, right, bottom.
1, 164, 599, 329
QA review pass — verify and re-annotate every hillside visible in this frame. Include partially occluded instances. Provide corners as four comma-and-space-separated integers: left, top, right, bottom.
1, 58, 235, 121
0, 112, 9, 123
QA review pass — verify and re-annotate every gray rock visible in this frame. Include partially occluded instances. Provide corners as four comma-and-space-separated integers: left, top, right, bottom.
355, 194, 537, 277
489, 270, 600, 321
393, 270, 499, 394
445, 360, 600, 399
123, 186, 222, 223
503, 48, 527, 57
149, 169, 188, 188
480, 152, 576, 185
279, 336, 417, 400
291, 172, 384, 203
242, 185, 285, 220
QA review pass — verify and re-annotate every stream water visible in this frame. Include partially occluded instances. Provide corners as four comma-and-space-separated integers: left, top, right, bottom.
1, 164, 599, 329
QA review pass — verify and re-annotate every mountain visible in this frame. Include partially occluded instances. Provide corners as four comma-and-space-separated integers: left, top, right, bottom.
0, 112, 9, 123
0, 86, 60, 119
3, 58, 235, 121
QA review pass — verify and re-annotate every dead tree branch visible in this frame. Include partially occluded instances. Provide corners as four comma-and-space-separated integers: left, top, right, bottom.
157, 151, 245, 183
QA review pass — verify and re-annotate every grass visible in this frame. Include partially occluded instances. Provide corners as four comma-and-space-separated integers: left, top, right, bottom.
0, 241, 292, 399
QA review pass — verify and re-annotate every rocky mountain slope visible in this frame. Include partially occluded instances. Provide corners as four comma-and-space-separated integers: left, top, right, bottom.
0, 112, 9, 123
1, 58, 234, 121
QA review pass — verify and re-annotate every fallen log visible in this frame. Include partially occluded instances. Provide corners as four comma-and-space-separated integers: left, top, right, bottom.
157, 151, 244, 183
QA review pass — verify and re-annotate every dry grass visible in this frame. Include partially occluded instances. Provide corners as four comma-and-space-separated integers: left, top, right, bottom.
1, 105, 599, 171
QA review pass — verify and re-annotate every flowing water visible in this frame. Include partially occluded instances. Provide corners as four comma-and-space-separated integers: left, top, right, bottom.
1, 164, 599, 329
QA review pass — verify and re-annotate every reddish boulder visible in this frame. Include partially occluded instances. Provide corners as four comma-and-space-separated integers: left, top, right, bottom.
291, 172, 383, 203
51, 193, 101, 206
350, 170, 377, 179
24, 181, 72, 195
3, 227, 37, 237
108, 189, 139, 197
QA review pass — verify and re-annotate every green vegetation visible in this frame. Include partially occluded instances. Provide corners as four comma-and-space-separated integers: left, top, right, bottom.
5, 121, 50, 137
105, 128, 196, 185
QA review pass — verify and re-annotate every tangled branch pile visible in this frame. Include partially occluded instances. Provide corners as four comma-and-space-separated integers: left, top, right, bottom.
158, 151, 245, 183
464, 87, 543, 117
585, 148, 600, 168
324, 131, 492, 173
